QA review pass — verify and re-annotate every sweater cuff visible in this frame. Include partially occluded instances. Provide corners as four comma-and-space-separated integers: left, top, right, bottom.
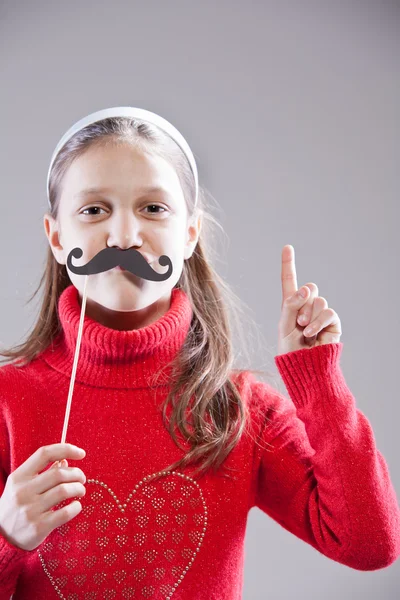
0, 531, 35, 573
274, 342, 344, 409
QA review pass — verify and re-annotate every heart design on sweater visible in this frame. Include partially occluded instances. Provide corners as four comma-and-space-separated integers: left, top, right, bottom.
37, 470, 208, 599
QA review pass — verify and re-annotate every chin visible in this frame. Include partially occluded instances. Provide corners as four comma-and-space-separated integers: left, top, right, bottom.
104, 287, 168, 312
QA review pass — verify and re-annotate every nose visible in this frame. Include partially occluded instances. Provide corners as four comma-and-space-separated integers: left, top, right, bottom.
107, 212, 143, 250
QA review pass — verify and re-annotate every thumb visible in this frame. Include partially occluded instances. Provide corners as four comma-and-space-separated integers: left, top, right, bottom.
280, 286, 310, 336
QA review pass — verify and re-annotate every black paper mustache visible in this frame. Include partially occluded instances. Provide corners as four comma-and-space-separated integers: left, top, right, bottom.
66, 247, 173, 281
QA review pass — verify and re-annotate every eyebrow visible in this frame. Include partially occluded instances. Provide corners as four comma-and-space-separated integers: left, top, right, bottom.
74, 186, 172, 199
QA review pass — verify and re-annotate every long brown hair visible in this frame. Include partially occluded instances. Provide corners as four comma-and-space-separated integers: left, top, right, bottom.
0, 116, 281, 480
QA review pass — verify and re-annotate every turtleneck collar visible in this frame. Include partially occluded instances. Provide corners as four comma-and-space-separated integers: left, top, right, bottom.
40, 284, 193, 389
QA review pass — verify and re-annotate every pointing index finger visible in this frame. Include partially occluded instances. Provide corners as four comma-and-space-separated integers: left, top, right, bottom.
281, 245, 298, 303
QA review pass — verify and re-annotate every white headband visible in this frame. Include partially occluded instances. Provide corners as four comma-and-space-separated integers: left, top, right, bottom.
46, 106, 199, 207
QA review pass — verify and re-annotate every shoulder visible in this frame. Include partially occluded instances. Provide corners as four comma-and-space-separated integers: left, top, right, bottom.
0, 360, 32, 383
0, 361, 34, 410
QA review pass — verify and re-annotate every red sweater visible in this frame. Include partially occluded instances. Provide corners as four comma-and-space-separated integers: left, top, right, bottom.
0, 284, 399, 599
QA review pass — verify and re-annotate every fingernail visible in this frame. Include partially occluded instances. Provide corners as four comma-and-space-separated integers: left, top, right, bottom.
299, 288, 307, 298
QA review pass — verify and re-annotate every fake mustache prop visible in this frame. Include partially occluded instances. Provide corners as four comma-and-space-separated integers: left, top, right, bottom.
56, 246, 173, 462
67, 246, 173, 280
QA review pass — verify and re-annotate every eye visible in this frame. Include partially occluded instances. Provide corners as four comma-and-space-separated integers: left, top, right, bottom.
143, 204, 167, 215
80, 206, 106, 216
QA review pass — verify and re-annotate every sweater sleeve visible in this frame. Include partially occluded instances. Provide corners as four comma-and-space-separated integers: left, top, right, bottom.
0, 474, 33, 596
0, 405, 35, 594
251, 342, 400, 571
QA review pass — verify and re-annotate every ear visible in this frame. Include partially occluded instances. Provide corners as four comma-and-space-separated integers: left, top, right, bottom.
184, 210, 203, 260
43, 212, 66, 265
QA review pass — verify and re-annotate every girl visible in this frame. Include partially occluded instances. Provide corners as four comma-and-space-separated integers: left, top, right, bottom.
0, 107, 398, 599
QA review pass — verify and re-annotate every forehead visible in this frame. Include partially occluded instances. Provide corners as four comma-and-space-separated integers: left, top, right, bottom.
61, 141, 183, 199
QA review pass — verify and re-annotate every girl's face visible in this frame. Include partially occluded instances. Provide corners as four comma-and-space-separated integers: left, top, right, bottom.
44, 141, 201, 330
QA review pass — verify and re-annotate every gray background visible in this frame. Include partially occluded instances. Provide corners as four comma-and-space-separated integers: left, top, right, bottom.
0, 0, 399, 598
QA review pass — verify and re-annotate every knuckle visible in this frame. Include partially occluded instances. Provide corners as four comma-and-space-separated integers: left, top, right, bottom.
59, 483, 70, 499
305, 282, 318, 293
23, 504, 35, 523
75, 483, 85, 497
41, 445, 52, 459
55, 468, 68, 483
33, 520, 44, 538
317, 296, 328, 306
286, 294, 298, 305
14, 487, 25, 507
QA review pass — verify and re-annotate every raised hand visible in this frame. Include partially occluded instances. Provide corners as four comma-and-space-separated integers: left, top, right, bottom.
277, 245, 342, 355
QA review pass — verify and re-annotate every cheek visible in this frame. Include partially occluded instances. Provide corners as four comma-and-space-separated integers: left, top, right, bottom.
151, 230, 182, 258
76, 240, 102, 261
155, 246, 184, 281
